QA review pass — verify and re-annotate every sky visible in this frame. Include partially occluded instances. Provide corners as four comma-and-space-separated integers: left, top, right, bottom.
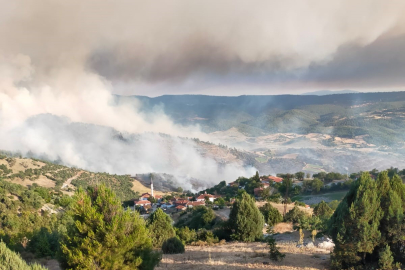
1, 0, 405, 97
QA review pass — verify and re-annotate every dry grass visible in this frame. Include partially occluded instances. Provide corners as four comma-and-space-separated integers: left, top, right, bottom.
4, 175, 55, 188
256, 202, 313, 216
0, 158, 45, 174
156, 241, 330, 270
131, 179, 165, 196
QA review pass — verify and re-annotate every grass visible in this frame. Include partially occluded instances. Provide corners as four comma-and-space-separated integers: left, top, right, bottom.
293, 191, 347, 204
156, 241, 330, 270
255, 156, 268, 163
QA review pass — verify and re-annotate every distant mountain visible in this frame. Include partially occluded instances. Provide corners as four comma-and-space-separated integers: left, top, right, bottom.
301, 90, 360, 95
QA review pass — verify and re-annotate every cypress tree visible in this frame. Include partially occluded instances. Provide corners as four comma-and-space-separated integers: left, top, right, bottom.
60, 185, 160, 270
227, 192, 264, 242
147, 208, 176, 248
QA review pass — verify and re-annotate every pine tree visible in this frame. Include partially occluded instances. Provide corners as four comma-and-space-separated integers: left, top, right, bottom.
60, 185, 160, 270
227, 192, 264, 242
147, 208, 176, 248
328, 172, 382, 268
379, 244, 394, 270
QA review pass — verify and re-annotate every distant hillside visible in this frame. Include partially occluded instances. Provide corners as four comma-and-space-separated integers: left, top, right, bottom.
301, 90, 359, 95
0, 153, 165, 201
117, 92, 405, 145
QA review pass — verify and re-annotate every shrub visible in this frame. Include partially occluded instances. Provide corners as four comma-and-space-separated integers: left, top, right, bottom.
162, 237, 185, 254
197, 230, 219, 245
0, 242, 47, 270
147, 208, 176, 248
284, 206, 306, 224
259, 203, 282, 226
267, 237, 285, 261
175, 227, 196, 244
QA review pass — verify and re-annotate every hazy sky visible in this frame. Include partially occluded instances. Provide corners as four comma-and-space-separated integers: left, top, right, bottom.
1, 0, 405, 96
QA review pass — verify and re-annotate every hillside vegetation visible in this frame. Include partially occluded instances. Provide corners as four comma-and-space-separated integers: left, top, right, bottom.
127, 92, 405, 146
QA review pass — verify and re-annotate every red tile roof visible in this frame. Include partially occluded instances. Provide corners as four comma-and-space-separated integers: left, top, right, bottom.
134, 200, 151, 205
268, 176, 283, 183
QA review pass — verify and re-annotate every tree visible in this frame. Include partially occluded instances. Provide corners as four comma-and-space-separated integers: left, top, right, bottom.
313, 201, 333, 218
147, 208, 176, 248
268, 236, 285, 261
379, 244, 394, 270
259, 203, 282, 227
328, 172, 382, 268
295, 172, 305, 181
311, 179, 323, 193
284, 206, 307, 225
60, 185, 160, 270
227, 192, 264, 242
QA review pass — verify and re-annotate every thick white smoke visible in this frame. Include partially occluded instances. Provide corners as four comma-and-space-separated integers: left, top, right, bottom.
1, 0, 404, 188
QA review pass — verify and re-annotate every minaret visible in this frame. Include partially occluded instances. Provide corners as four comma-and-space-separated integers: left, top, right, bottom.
150, 173, 154, 197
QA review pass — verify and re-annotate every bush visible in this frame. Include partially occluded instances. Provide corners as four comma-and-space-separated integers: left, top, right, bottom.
197, 230, 219, 245
162, 237, 185, 254
267, 237, 285, 261
175, 227, 196, 244
147, 208, 176, 248
0, 242, 47, 270
259, 203, 283, 226
284, 206, 307, 224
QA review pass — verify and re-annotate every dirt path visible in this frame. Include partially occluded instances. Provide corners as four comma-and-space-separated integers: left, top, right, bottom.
61, 171, 84, 194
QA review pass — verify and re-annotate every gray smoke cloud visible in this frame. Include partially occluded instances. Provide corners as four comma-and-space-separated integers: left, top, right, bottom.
1, 1, 404, 94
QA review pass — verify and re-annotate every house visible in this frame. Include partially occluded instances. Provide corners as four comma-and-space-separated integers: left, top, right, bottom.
196, 193, 219, 202
139, 193, 152, 201
134, 200, 152, 207
186, 201, 205, 208
154, 195, 163, 202
268, 176, 283, 183
174, 199, 189, 206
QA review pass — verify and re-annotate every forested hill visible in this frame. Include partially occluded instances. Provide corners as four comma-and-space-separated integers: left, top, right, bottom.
117, 91, 405, 145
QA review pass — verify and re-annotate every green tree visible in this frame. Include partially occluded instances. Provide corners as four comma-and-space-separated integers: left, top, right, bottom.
295, 172, 305, 181
60, 185, 160, 270
259, 203, 282, 227
328, 172, 382, 268
379, 244, 394, 270
227, 192, 264, 242
267, 236, 285, 261
313, 201, 333, 218
311, 178, 323, 193
147, 208, 176, 248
